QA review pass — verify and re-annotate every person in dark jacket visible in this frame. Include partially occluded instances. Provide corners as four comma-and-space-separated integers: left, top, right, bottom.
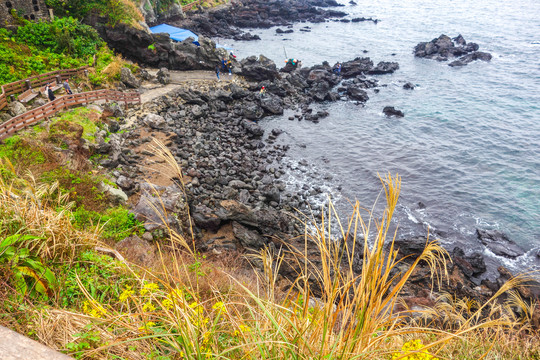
45, 83, 55, 101
215, 65, 221, 81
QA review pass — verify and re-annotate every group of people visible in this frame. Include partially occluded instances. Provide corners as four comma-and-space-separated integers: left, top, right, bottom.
44, 79, 73, 102
215, 58, 234, 81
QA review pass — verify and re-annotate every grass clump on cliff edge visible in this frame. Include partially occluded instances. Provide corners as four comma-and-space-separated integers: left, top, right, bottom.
0, 140, 538, 359
45, 0, 144, 29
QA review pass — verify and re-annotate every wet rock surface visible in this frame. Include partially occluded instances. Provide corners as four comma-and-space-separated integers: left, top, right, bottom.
414, 34, 492, 66
476, 229, 525, 259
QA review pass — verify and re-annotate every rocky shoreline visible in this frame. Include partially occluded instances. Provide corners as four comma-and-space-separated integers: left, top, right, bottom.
170, 0, 348, 41
93, 0, 538, 319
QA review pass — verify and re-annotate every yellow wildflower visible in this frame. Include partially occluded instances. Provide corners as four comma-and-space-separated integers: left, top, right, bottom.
142, 301, 156, 312
189, 301, 204, 315
212, 301, 225, 312
162, 298, 173, 310
119, 286, 134, 302
239, 324, 251, 333
140, 282, 160, 296
82, 300, 107, 318
138, 321, 156, 333
392, 339, 438, 360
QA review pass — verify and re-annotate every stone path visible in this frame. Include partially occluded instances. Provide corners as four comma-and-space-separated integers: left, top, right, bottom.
140, 69, 236, 104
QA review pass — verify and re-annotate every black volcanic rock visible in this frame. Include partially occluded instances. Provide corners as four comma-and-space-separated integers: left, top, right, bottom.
448, 51, 493, 67
476, 229, 525, 259
383, 106, 404, 117
171, 0, 347, 40
414, 34, 492, 67
239, 55, 279, 81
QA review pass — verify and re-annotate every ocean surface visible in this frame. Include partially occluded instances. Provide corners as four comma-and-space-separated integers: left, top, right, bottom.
222, 0, 540, 274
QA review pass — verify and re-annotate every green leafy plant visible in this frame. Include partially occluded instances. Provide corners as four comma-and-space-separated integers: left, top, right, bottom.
71, 206, 143, 242
16, 17, 103, 58
59, 250, 131, 308
0, 234, 57, 299
65, 325, 103, 359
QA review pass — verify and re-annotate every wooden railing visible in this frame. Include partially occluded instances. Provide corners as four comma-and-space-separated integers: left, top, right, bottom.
0, 66, 88, 111
0, 90, 141, 141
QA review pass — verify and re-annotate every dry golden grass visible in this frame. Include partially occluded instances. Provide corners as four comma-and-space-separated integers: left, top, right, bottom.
0, 139, 538, 360
0, 162, 100, 262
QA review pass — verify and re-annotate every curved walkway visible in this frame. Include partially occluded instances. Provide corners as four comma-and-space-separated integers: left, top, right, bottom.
140, 69, 237, 103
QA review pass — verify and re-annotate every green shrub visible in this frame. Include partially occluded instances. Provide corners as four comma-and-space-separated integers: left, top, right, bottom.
0, 136, 47, 167
58, 250, 132, 308
71, 206, 143, 242
16, 17, 103, 58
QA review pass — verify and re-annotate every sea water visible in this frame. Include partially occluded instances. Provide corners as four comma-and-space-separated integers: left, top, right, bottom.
224, 0, 540, 273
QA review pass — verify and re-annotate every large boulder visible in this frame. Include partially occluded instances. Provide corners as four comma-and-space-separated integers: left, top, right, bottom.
7, 101, 26, 117
368, 61, 399, 74
232, 221, 267, 250
120, 67, 141, 88
340, 57, 374, 78
239, 55, 279, 81
241, 119, 264, 137
132, 183, 187, 232
143, 113, 166, 129
346, 86, 369, 102
260, 95, 284, 114
156, 67, 171, 85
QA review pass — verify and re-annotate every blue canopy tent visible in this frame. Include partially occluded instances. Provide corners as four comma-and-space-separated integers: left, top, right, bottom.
149, 24, 200, 46
149, 24, 233, 51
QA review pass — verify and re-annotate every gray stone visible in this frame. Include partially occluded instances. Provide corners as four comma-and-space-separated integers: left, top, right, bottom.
143, 113, 166, 129
156, 67, 171, 85
116, 175, 133, 190
7, 101, 26, 117
132, 183, 186, 232
120, 67, 141, 88
99, 182, 128, 204
232, 221, 267, 249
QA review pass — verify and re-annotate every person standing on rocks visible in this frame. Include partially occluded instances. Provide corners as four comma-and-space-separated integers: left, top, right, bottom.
333, 62, 342, 75
215, 65, 221, 81
227, 59, 233, 76
259, 86, 266, 97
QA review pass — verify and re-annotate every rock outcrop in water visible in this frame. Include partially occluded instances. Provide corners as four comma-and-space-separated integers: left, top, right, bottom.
414, 34, 492, 66
383, 106, 404, 117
